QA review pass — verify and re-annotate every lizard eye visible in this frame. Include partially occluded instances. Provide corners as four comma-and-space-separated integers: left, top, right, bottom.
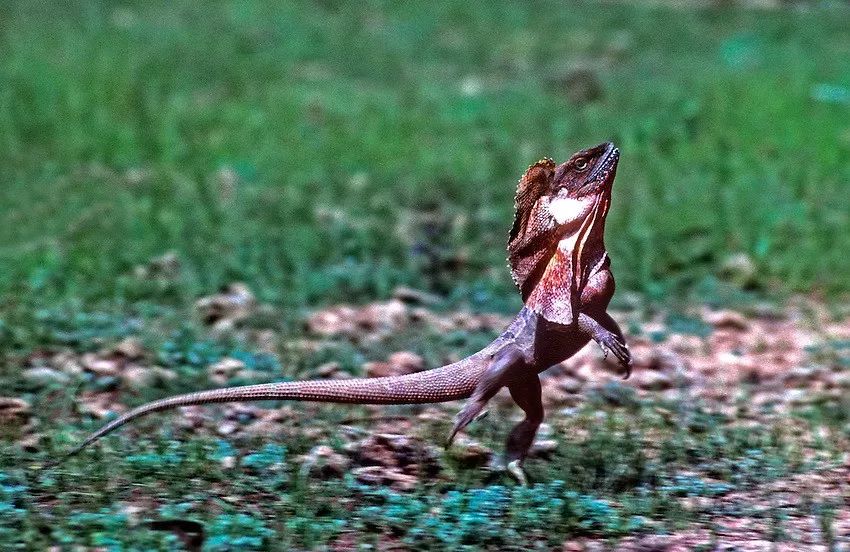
574, 158, 589, 172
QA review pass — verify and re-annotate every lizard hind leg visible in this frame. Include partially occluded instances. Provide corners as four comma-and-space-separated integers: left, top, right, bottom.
504, 375, 543, 486
446, 345, 525, 447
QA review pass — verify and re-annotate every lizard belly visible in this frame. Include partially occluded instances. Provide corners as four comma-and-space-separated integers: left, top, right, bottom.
512, 307, 590, 369
524, 248, 577, 326
535, 323, 590, 369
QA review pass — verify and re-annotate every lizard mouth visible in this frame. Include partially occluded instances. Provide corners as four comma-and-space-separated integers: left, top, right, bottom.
578, 143, 619, 195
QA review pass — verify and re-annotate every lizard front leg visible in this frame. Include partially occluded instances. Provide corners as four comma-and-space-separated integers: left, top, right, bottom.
447, 344, 525, 446
577, 312, 631, 378
577, 266, 631, 376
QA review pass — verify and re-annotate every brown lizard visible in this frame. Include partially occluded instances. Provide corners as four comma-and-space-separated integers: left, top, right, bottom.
57, 142, 631, 482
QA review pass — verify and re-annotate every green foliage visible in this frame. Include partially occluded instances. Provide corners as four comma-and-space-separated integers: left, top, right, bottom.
4, 389, 844, 549
659, 474, 732, 498
354, 482, 640, 547
152, 326, 282, 384
157, 329, 225, 370
1, 0, 849, 312
0, 472, 28, 545
205, 514, 276, 551
32, 307, 142, 349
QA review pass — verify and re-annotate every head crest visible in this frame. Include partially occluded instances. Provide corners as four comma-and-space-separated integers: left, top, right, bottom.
508, 159, 556, 298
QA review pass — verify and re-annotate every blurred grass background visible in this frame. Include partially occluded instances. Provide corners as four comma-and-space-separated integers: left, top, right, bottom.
1, 0, 848, 311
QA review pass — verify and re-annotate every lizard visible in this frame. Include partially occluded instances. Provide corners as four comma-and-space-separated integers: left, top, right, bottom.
55, 141, 631, 482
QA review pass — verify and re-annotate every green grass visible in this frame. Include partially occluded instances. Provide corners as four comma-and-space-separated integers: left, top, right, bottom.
1, 0, 849, 313
5, 375, 844, 549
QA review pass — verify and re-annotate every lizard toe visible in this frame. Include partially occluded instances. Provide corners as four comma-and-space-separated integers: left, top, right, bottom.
447, 400, 487, 447
506, 459, 529, 486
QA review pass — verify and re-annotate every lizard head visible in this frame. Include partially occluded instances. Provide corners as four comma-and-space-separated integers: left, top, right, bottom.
508, 142, 619, 301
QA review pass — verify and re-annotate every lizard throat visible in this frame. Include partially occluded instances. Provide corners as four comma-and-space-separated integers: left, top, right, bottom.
547, 196, 590, 224
523, 190, 610, 326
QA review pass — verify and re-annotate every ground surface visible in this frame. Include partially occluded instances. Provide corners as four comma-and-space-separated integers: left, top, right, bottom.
1, 0, 850, 550
3, 286, 850, 550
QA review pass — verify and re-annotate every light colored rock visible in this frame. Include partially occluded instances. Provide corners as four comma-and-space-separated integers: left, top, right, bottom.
409, 306, 442, 327
0, 397, 31, 427
351, 466, 420, 491
306, 305, 359, 337
215, 165, 239, 203
719, 252, 757, 287
82, 352, 122, 377
208, 358, 247, 385
362, 361, 393, 378
666, 333, 703, 355
448, 435, 492, 467
298, 444, 350, 478
51, 352, 84, 376
827, 372, 850, 389
254, 329, 278, 355
224, 403, 260, 422
195, 282, 256, 327
537, 423, 553, 438
351, 465, 387, 485
23, 367, 70, 386
704, 309, 749, 331
134, 250, 180, 279
348, 432, 440, 481
220, 456, 237, 469
114, 337, 145, 359
635, 370, 673, 391
541, 386, 575, 407
315, 361, 349, 379
355, 300, 408, 333
365, 351, 424, 378
217, 421, 239, 436
122, 365, 176, 390
387, 351, 425, 373
530, 439, 558, 458
78, 392, 122, 419
783, 389, 809, 406
416, 407, 447, 422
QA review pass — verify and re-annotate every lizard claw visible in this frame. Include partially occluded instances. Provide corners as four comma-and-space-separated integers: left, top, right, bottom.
446, 401, 487, 447
593, 331, 631, 378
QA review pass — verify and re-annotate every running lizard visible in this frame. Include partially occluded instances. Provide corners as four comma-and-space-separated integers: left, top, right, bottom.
57, 142, 631, 481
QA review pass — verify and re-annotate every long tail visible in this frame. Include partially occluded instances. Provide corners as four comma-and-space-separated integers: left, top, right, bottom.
56, 346, 499, 463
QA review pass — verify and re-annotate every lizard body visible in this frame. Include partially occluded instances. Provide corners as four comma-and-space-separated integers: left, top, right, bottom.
58, 142, 631, 480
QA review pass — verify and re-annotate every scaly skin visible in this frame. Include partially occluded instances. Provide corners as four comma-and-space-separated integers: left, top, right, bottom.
57, 142, 631, 480
60, 341, 506, 460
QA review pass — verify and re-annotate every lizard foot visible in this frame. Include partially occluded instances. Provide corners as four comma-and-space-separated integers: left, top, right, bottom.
447, 344, 526, 448
446, 400, 488, 447
506, 459, 529, 486
594, 330, 631, 378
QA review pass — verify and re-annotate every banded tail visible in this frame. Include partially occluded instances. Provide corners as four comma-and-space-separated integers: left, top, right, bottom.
56, 343, 503, 463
